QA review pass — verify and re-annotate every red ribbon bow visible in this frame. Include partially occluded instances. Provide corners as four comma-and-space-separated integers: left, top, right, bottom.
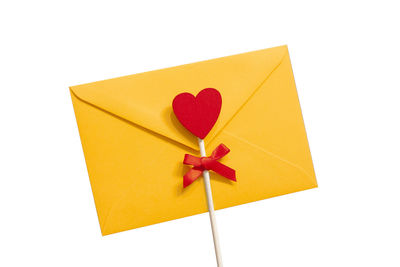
183, 144, 236, 188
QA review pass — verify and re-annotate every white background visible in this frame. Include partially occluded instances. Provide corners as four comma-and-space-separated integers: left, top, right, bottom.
1, 1, 399, 266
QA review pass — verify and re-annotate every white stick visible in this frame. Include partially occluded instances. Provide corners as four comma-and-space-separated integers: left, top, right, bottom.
198, 138, 223, 267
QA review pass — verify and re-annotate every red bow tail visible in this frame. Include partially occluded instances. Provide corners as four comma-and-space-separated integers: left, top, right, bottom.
182, 144, 236, 188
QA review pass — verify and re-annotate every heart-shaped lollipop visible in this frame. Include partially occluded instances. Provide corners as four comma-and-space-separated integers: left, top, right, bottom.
172, 88, 222, 139
172, 87, 234, 266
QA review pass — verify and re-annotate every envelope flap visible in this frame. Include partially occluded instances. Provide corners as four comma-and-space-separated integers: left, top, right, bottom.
70, 46, 288, 151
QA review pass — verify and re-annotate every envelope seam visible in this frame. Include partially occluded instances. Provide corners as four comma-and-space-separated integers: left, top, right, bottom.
223, 130, 314, 182
208, 53, 288, 146
101, 191, 130, 234
70, 90, 198, 153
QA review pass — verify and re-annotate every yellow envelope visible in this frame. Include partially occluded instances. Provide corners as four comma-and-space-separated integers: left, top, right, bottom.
70, 45, 317, 235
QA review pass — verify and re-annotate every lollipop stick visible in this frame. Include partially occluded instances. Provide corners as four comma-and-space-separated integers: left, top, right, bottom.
198, 138, 223, 267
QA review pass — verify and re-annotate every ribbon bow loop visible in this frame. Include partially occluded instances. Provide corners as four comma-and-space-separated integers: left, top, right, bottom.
182, 144, 236, 188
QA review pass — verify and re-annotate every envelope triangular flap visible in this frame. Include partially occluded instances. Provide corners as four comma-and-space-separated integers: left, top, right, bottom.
70, 45, 288, 150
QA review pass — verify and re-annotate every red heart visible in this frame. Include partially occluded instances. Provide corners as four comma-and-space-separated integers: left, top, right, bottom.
172, 88, 222, 139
